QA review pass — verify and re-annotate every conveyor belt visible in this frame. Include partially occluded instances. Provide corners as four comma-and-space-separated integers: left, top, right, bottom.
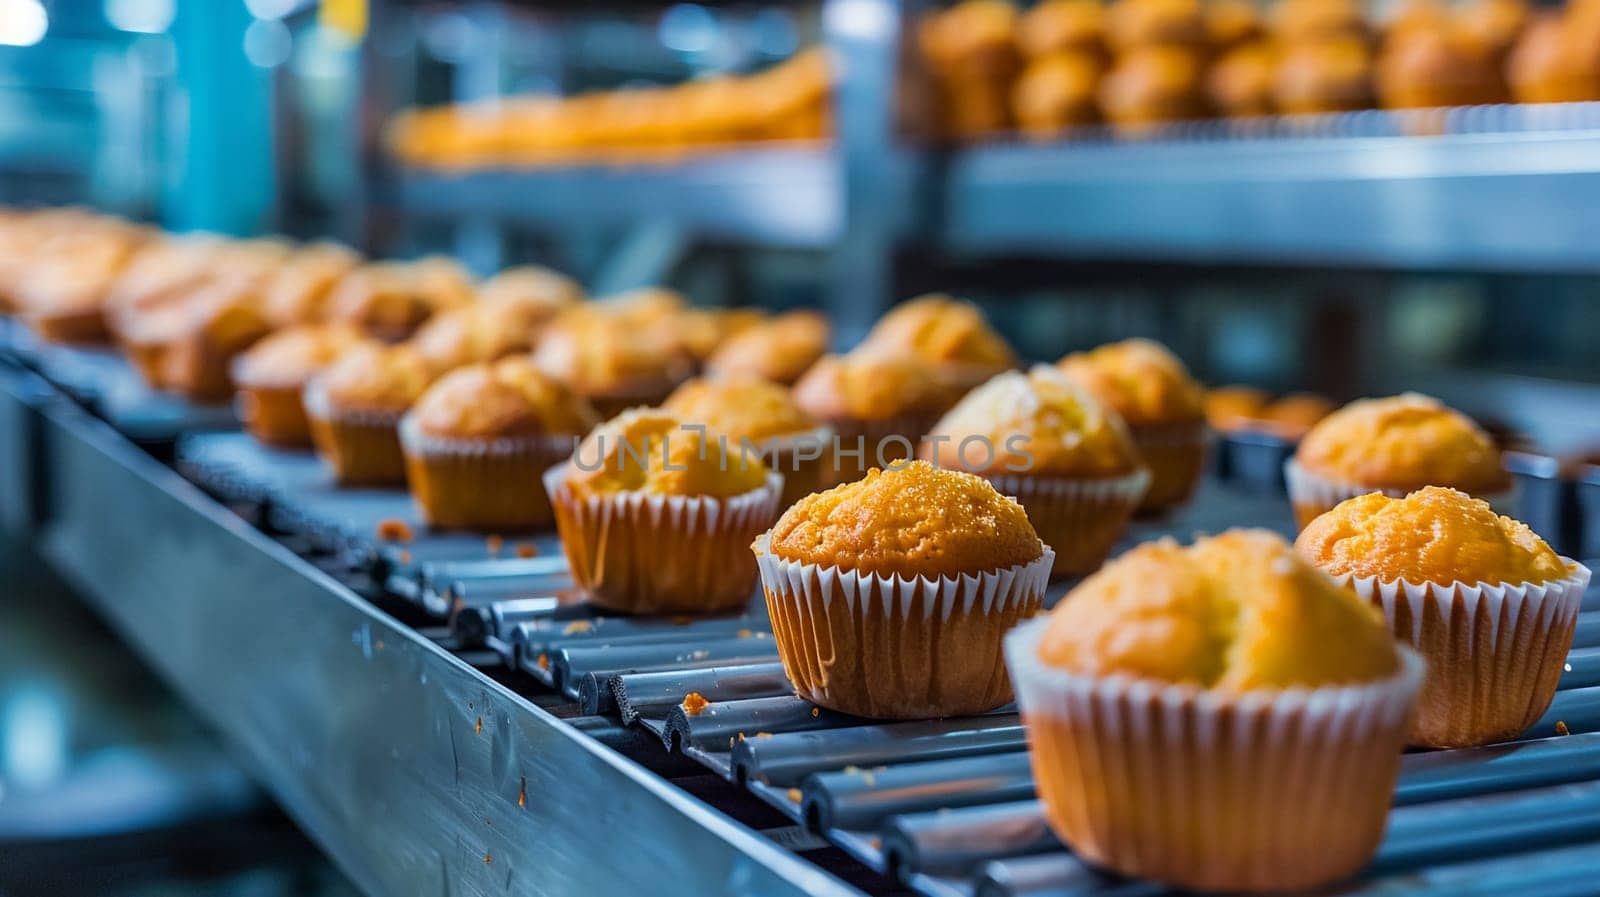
12, 335, 1600, 897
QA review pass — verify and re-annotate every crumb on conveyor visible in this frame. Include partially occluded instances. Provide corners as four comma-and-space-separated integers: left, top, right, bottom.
681, 691, 710, 716
376, 518, 413, 542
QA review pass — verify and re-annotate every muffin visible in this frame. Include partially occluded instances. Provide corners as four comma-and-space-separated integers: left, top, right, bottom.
531, 308, 693, 416
857, 294, 1016, 393
1017, 0, 1106, 60
1058, 339, 1207, 512
1456, 0, 1529, 61
1287, 393, 1512, 528
1103, 0, 1207, 52
305, 343, 434, 485
231, 323, 375, 447
408, 299, 549, 375
792, 351, 958, 487
672, 307, 769, 366
703, 310, 830, 385
260, 242, 362, 326
1206, 0, 1264, 50
1270, 0, 1368, 43
1204, 384, 1272, 431
1259, 391, 1335, 439
1013, 51, 1105, 137
325, 256, 475, 341
1206, 41, 1279, 117
1273, 36, 1375, 114
546, 408, 783, 614
1298, 487, 1591, 747
1376, 26, 1506, 109
755, 460, 1054, 718
476, 264, 584, 312
401, 357, 596, 530
1506, 12, 1600, 104
918, 0, 1022, 140
922, 366, 1148, 576
663, 376, 832, 509
1005, 529, 1423, 892
151, 283, 274, 402
1098, 46, 1209, 130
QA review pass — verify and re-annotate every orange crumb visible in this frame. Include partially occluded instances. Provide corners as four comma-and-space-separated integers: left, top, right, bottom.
517, 777, 526, 808
486, 534, 504, 556
811, 707, 820, 718
682, 692, 710, 716
483, 853, 492, 865
1556, 720, 1571, 736
562, 620, 593, 635
376, 518, 413, 542
755, 732, 773, 738
515, 542, 539, 559
395, 550, 412, 564
737, 628, 754, 638
788, 788, 803, 803
537, 653, 550, 671
475, 716, 483, 735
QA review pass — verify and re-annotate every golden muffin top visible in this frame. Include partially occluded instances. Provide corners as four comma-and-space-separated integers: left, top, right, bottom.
704, 311, 831, 386
477, 265, 584, 313
1260, 392, 1335, 440
1038, 529, 1401, 690
922, 366, 1141, 478
325, 257, 475, 340
1104, 0, 1206, 51
592, 287, 687, 324
565, 408, 769, 498
1295, 487, 1570, 586
531, 309, 692, 397
1057, 338, 1206, 427
316, 343, 434, 413
1295, 393, 1508, 492
409, 301, 545, 374
260, 242, 362, 326
232, 323, 374, 387
1204, 385, 1271, 431
673, 307, 769, 363
663, 376, 820, 443
1018, 0, 1105, 58
766, 460, 1043, 579
792, 351, 957, 422
1271, 0, 1367, 41
411, 356, 597, 440
858, 295, 1017, 374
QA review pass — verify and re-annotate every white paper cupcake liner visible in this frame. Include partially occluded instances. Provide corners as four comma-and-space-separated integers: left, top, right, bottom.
986, 468, 1151, 577
1129, 420, 1209, 512
301, 377, 407, 429
1336, 561, 1591, 747
1005, 617, 1424, 892
398, 414, 581, 530
544, 466, 783, 615
754, 533, 1055, 719
1284, 458, 1517, 528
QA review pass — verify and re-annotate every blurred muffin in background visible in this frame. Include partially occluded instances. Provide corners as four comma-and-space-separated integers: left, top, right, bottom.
1014, 51, 1105, 136
1207, 40, 1280, 116
1456, 0, 1530, 62
306, 343, 435, 485
1018, 0, 1107, 61
704, 310, 831, 386
232, 323, 375, 447
1104, 0, 1207, 52
1206, 0, 1265, 50
260, 242, 363, 327
326, 256, 476, 342
919, 0, 1022, 140
1205, 384, 1272, 431
1273, 36, 1375, 113
1259, 391, 1336, 439
1506, 11, 1600, 103
155, 283, 275, 403
673, 307, 769, 366
793, 350, 958, 487
858, 294, 1017, 393
1099, 46, 1209, 129
477, 264, 584, 313
531, 307, 693, 416
1270, 0, 1368, 43
1376, 24, 1506, 108
664, 375, 832, 509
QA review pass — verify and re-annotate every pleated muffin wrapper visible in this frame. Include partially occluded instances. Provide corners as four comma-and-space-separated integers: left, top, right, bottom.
399, 414, 579, 531
985, 468, 1151, 578
544, 466, 783, 615
1129, 420, 1209, 514
302, 377, 409, 486
1005, 617, 1425, 894
1284, 457, 1517, 530
753, 533, 1056, 719
1337, 560, 1591, 748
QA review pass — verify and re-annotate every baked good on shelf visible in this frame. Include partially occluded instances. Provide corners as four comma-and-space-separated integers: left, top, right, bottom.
401, 357, 596, 530
918, 0, 1022, 139
150, 283, 274, 402
1259, 390, 1335, 438
1013, 51, 1105, 136
672, 307, 769, 365
663, 376, 831, 509
857, 294, 1016, 393
531, 307, 694, 416
260, 242, 363, 326
756, 459, 1053, 718
305, 343, 434, 485
14, 218, 150, 344
703, 310, 830, 386
231, 323, 375, 447
1005, 529, 1422, 892
1456, 0, 1530, 61
1286, 392, 1512, 528
1103, 0, 1207, 51
1206, 0, 1264, 49
1272, 35, 1376, 113
792, 350, 959, 487
922, 365, 1148, 576
1206, 40, 1279, 116
546, 408, 782, 614
1376, 24, 1507, 108
1270, 0, 1368, 42
1298, 486, 1590, 747
408, 299, 549, 376
1203, 384, 1272, 431
477, 264, 584, 311
1058, 338, 1207, 512
1098, 45, 1208, 129
1018, 0, 1106, 60
1506, 11, 1600, 103
324, 256, 475, 341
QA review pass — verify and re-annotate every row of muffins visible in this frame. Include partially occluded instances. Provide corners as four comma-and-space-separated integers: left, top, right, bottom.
922, 0, 1600, 139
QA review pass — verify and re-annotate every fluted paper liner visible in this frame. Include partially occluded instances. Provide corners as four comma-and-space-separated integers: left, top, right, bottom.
754, 534, 1055, 719
545, 466, 782, 615
986, 469, 1150, 578
1284, 458, 1517, 530
303, 378, 408, 485
1337, 561, 1590, 747
399, 414, 578, 531
1130, 421, 1208, 513
1005, 618, 1424, 893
